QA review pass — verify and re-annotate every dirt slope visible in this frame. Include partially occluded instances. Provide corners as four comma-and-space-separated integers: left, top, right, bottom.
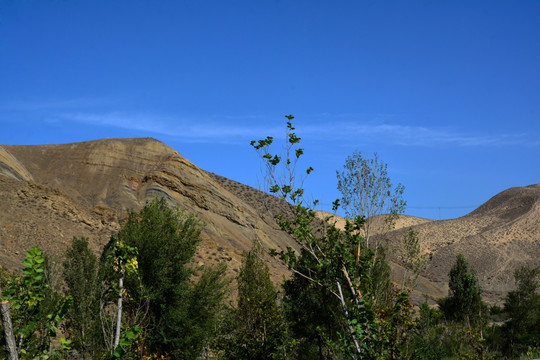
1, 138, 297, 283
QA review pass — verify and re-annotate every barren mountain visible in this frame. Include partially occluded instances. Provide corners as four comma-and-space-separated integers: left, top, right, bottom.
375, 184, 540, 302
0, 138, 297, 284
1, 138, 538, 304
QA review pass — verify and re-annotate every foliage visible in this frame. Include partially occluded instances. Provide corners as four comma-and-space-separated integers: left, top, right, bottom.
282, 266, 342, 360
407, 299, 502, 360
252, 116, 414, 359
109, 238, 139, 356
1, 247, 72, 359
111, 325, 141, 359
177, 261, 230, 359
62, 236, 103, 358
408, 254, 500, 359
501, 264, 540, 356
335, 150, 409, 324
107, 197, 230, 359
439, 254, 484, 327
400, 228, 427, 291
336, 151, 406, 247
218, 240, 289, 360
406, 300, 448, 359
98, 235, 147, 358
250, 115, 313, 205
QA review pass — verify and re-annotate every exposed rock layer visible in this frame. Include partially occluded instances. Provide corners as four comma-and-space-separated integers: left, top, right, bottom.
1, 138, 297, 284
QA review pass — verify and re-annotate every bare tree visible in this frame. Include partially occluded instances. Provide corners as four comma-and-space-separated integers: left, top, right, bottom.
336, 151, 406, 250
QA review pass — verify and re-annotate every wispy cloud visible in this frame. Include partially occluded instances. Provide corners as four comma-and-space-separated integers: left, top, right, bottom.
58, 111, 282, 144
302, 122, 533, 147
6, 99, 536, 147
57, 111, 538, 147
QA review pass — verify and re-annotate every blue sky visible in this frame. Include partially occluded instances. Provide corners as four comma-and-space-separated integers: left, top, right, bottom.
1, 1, 539, 219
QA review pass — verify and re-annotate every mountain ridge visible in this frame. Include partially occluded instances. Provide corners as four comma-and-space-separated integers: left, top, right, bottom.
1, 137, 538, 303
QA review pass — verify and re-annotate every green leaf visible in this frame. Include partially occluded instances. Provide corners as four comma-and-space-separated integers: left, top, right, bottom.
119, 338, 130, 347
269, 155, 281, 165
60, 338, 72, 350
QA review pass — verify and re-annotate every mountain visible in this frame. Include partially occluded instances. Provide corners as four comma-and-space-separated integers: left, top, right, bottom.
0, 138, 297, 284
376, 184, 540, 302
1, 138, 538, 304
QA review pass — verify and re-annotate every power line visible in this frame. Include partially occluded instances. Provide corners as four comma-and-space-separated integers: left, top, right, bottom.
408, 205, 478, 210
408, 205, 479, 220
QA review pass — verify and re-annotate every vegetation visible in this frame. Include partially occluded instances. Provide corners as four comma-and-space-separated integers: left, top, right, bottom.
400, 228, 427, 292
218, 239, 289, 360
251, 116, 414, 359
1, 247, 72, 359
1, 116, 539, 359
336, 150, 406, 247
100, 197, 231, 358
63, 237, 102, 358
439, 254, 485, 327
489, 264, 540, 357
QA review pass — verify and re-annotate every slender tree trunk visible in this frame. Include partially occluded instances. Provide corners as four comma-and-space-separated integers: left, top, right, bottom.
113, 274, 124, 351
1, 300, 19, 360
336, 281, 362, 355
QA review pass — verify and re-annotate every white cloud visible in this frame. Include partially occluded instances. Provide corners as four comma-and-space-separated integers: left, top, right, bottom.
58, 111, 283, 144
9, 101, 535, 147
60, 111, 536, 147
300, 122, 532, 147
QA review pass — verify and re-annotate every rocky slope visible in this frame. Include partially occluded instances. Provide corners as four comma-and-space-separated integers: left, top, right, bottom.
1, 138, 297, 283
1, 138, 538, 304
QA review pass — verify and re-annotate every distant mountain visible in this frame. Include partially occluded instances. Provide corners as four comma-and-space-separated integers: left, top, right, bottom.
376, 184, 540, 302
1, 138, 538, 304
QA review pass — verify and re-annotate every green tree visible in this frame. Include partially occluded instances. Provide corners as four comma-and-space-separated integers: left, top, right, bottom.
108, 239, 139, 357
281, 241, 342, 360
1, 247, 72, 359
407, 300, 447, 359
219, 240, 289, 360
108, 197, 230, 359
62, 237, 103, 358
439, 254, 484, 327
437, 254, 488, 359
251, 116, 413, 359
336, 151, 406, 248
502, 265, 540, 356
336, 150, 407, 309
407, 299, 476, 360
